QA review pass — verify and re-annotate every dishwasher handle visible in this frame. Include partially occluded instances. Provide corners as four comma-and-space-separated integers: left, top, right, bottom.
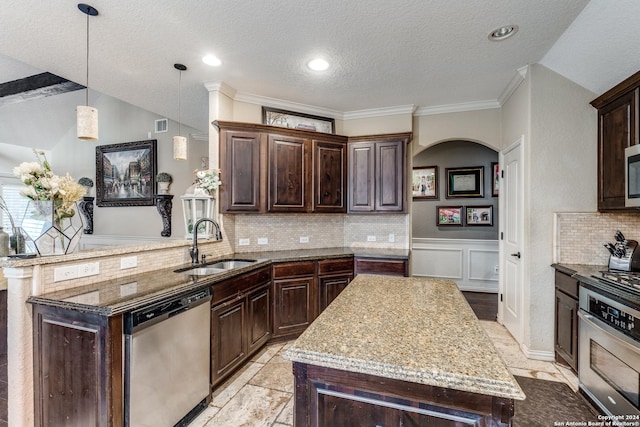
125, 288, 211, 334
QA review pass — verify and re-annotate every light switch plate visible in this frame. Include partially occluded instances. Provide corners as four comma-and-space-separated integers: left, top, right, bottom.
54, 265, 78, 282
300, 236, 309, 243
120, 256, 138, 269
257, 237, 268, 245
367, 235, 376, 242
238, 238, 250, 246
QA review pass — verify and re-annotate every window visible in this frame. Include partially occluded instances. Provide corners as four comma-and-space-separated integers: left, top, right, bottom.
0, 183, 28, 236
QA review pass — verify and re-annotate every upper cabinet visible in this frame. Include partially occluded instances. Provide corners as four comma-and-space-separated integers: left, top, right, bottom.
591, 71, 640, 211
347, 134, 410, 213
216, 121, 347, 214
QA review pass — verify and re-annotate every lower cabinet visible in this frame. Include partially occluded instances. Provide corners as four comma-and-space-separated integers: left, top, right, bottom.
554, 270, 579, 372
354, 256, 409, 277
211, 266, 271, 387
318, 258, 354, 312
272, 261, 317, 339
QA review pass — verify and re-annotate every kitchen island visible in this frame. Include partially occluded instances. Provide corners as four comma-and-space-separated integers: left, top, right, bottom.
283, 274, 525, 426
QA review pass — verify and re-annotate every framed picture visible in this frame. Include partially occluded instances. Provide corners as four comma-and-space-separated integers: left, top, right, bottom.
262, 106, 335, 134
96, 139, 157, 207
412, 166, 438, 199
446, 166, 484, 198
491, 162, 499, 197
437, 206, 463, 226
466, 205, 493, 226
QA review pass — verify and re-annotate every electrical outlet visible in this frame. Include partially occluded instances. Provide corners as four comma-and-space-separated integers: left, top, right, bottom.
367, 235, 376, 242
257, 237, 268, 245
54, 265, 78, 282
120, 282, 138, 297
120, 256, 138, 269
300, 236, 309, 243
388, 233, 395, 243
78, 262, 100, 278
238, 238, 250, 246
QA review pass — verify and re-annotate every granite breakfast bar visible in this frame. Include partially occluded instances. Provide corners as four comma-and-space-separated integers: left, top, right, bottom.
283, 274, 525, 426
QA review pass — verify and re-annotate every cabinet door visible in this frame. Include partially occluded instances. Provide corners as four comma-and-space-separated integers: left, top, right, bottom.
376, 140, 405, 212
318, 274, 352, 312
313, 140, 346, 213
598, 90, 638, 210
273, 277, 315, 338
354, 257, 408, 277
348, 142, 375, 212
220, 130, 265, 212
555, 290, 578, 371
211, 298, 246, 384
268, 134, 310, 212
248, 283, 271, 354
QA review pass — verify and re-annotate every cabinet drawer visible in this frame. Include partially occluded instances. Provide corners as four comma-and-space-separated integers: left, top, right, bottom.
354, 257, 408, 277
212, 266, 272, 305
554, 271, 579, 299
318, 258, 354, 275
273, 261, 316, 279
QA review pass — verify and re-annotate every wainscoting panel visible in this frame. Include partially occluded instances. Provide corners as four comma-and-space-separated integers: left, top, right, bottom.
412, 238, 499, 292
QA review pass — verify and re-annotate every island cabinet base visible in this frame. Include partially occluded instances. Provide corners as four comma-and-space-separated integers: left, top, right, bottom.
293, 363, 515, 427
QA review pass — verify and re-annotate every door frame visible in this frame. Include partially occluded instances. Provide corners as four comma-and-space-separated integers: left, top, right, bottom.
498, 135, 524, 344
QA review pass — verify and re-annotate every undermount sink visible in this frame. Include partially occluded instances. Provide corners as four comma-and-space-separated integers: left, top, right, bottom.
175, 259, 258, 275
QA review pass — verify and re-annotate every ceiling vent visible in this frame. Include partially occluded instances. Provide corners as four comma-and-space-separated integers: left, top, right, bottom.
155, 118, 168, 133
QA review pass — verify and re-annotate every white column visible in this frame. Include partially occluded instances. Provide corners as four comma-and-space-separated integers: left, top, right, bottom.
3, 266, 36, 427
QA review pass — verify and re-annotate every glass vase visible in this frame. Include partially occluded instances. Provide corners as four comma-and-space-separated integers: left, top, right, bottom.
19, 200, 84, 256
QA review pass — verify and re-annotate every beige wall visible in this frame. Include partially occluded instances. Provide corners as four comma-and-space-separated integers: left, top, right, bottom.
413, 108, 502, 154
341, 114, 412, 136
501, 64, 597, 355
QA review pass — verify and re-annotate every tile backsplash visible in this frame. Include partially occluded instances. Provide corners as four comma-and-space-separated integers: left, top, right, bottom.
555, 212, 640, 265
229, 213, 408, 252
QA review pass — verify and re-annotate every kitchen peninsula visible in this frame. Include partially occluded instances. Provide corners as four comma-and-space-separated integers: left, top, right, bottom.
284, 274, 525, 426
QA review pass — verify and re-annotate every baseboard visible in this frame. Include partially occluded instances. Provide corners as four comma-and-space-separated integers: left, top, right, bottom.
520, 342, 555, 362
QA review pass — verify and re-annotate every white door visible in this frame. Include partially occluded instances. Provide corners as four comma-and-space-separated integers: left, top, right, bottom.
499, 136, 524, 343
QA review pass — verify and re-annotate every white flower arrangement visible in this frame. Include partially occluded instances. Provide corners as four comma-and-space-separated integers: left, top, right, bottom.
193, 169, 222, 192
13, 150, 85, 221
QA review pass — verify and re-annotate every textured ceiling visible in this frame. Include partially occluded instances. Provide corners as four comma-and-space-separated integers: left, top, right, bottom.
0, 0, 637, 138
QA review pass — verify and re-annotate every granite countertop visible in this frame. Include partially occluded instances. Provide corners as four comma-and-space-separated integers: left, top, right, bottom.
283, 274, 525, 400
552, 263, 640, 307
26, 247, 410, 316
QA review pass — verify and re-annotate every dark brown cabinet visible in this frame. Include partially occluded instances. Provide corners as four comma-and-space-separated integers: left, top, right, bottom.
318, 258, 353, 311
591, 71, 640, 211
215, 121, 347, 214
347, 134, 410, 213
554, 270, 579, 372
272, 261, 317, 339
268, 134, 310, 212
219, 129, 266, 212
211, 266, 271, 386
354, 256, 409, 277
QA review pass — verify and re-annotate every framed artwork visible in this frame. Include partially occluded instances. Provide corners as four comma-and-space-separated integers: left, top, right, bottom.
437, 206, 463, 226
466, 205, 493, 226
262, 106, 335, 134
412, 166, 438, 199
96, 139, 157, 207
491, 162, 499, 197
446, 166, 484, 198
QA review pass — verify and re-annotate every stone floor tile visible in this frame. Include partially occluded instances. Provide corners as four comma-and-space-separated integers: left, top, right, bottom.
189, 405, 220, 427
249, 355, 294, 393
204, 384, 291, 427
211, 362, 264, 408
508, 366, 566, 383
275, 397, 293, 425
553, 362, 579, 392
251, 342, 285, 364
490, 338, 559, 373
478, 320, 514, 341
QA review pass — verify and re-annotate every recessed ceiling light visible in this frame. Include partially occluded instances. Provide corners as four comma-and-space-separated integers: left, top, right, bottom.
307, 58, 329, 71
488, 25, 519, 41
202, 55, 222, 66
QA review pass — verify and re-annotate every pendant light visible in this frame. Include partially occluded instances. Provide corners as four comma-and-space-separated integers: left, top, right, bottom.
76, 3, 99, 140
173, 63, 188, 160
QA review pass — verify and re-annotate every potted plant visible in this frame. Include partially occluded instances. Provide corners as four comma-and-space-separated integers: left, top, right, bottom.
156, 172, 173, 194
78, 177, 94, 196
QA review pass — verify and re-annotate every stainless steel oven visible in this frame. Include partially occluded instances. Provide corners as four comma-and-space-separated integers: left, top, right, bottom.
578, 286, 640, 416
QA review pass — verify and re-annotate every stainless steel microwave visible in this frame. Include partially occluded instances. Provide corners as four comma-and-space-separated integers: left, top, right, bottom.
625, 144, 640, 207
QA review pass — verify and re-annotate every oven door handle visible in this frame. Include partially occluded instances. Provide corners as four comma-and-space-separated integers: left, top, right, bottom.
578, 310, 640, 352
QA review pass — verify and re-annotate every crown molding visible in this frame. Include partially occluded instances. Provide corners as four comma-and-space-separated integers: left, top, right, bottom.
203, 81, 237, 99
234, 91, 343, 119
497, 65, 528, 106
342, 105, 417, 120
414, 100, 500, 116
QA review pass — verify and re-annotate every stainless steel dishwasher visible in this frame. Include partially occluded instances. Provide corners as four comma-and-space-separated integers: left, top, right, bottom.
124, 288, 211, 427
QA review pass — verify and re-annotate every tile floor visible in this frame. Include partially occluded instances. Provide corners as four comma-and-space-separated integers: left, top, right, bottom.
189, 320, 579, 427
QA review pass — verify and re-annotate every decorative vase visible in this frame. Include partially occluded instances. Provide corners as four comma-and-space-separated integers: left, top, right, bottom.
0, 226, 9, 257
20, 200, 84, 256
158, 182, 171, 194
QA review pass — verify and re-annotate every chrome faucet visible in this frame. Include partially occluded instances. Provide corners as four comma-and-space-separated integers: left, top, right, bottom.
189, 218, 223, 264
